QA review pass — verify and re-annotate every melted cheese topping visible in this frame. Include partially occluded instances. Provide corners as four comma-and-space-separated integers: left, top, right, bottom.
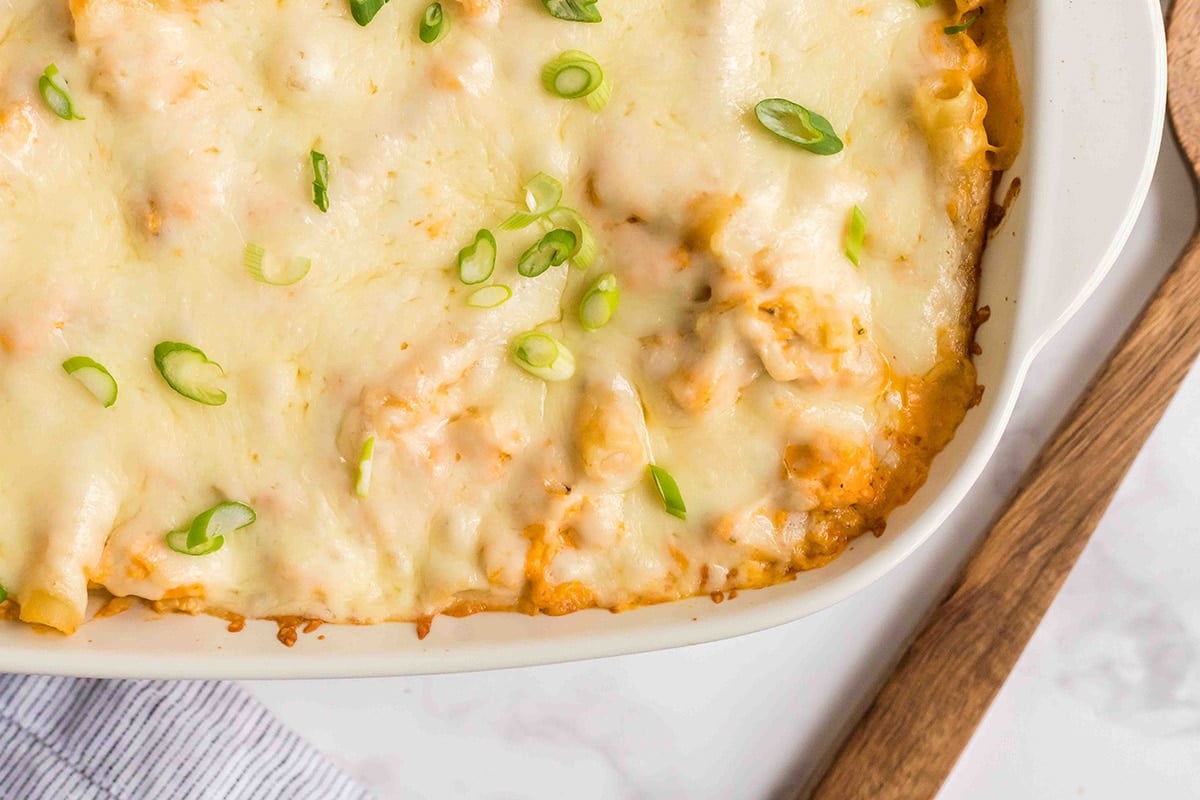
0, 0, 1017, 634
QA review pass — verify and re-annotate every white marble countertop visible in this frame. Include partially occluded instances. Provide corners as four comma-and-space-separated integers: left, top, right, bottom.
242, 126, 1199, 800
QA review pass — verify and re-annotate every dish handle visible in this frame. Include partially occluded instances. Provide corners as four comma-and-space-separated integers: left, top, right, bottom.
999, 0, 1168, 355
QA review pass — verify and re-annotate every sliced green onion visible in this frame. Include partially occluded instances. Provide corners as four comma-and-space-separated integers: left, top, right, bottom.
419, 3, 449, 43
356, 436, 376, 497
166, 529, 225, 556
457, 229, 497, 284
649, 465, 687, 520
548, 207, 597, 269
913, 0, 936, 6
511, 331, 576, 382
944, 9, 982, 34
62, 356, 118, 408
0, 583, 7, 603
502, 173, 564, 230
244, 243, 312, 286
186, 500, 256, 549
578, 272, 619, 331
518, 229, 576, 278
754, 98, 844, 156
542, 51, 610, 110
540, 0, 601, 22
38, 64, 84, 121
845, 206, 867, 266
524, 173, 564, 212
166, 499, 256, 555
349, 0, 390, 25
153, 341, 227, 406
311, 150, 330, 213
466, 284, 512, 309
542, 53, 602, 98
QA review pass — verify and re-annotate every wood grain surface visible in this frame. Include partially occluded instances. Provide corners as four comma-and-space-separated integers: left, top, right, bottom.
805, 2, 1200, 797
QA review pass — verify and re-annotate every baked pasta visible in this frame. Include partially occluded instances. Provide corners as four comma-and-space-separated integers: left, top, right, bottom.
0, 0, 1021, 637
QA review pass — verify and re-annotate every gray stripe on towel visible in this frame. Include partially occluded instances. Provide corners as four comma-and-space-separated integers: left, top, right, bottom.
0, 676, 373, 800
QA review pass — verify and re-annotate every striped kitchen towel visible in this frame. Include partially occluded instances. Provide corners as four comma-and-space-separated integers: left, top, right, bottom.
0, 675, 373, 800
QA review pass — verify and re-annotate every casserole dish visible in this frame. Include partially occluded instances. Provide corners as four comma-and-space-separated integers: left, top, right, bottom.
0, 0, 1167, 678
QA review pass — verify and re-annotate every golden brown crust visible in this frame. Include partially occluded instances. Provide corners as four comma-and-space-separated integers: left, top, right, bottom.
959, 0, 1024, 170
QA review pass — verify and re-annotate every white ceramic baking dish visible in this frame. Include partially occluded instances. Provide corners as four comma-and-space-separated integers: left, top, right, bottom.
0, 0, 1167, 678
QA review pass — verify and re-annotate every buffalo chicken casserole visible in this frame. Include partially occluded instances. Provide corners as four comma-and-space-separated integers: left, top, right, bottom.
0, 0, 1021, 637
